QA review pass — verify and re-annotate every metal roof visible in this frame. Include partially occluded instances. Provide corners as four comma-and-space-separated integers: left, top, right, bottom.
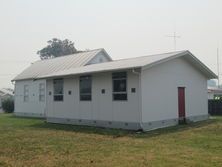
38, 50, 217, 80
13, 48, 110, 81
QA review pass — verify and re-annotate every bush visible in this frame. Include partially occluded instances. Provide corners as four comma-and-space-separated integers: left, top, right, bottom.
2, 98, 14, 113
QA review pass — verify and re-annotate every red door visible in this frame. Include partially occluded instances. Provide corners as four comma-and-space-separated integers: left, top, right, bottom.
178, 87, 186, 123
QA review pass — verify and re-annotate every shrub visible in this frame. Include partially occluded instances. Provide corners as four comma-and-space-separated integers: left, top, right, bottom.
2, 98, 14, 113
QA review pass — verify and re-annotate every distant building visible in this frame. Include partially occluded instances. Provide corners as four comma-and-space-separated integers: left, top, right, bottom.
208, 87, 222, 100
13, 49, 217, 131
0, 88, 14, 112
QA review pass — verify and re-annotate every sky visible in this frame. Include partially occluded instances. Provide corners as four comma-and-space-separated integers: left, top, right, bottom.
0, 0, 222, 88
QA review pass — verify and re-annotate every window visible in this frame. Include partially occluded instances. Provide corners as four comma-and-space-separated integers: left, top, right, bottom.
80, 75, 92, 101
53, 79, 63, 101
39, 83, 45, 102
131, 88, 136, 93
112, 72, 127, 100
24, 85, 29, 102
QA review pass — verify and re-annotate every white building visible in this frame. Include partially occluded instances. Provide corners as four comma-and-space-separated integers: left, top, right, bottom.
13, 49, 216, 131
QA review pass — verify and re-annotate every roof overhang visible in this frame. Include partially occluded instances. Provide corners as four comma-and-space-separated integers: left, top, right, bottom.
37, 67, 142, 80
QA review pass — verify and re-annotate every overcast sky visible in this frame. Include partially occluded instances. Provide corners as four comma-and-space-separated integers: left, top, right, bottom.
0, 0, 222, 88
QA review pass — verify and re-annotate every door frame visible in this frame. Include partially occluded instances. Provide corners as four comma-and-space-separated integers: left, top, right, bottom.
178, 87, 186, 124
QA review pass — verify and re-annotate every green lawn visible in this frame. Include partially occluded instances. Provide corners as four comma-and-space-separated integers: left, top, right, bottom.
0, 114, 222, 167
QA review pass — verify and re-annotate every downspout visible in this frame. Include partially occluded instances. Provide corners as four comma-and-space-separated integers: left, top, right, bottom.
132, 68, 144, 131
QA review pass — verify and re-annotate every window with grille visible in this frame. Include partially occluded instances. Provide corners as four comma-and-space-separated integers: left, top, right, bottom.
112, 72, 127, 101
80, 75, 92, 101
39, 83, 45, 102
53, 79, 63, 101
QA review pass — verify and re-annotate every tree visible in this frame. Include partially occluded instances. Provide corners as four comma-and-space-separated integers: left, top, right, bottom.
2, 98, 14, 113
37, 38, 79, 60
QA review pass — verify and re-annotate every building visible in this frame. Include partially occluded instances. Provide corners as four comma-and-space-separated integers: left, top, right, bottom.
208, 86, 222, 100
13, 49, 217, 131
13, 49, 112, 118
0, 88, 14, 112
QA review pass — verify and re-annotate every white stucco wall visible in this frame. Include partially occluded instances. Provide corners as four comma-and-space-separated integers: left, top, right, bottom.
46, 70, 140, 123
141, 57, 208, 123
14, 79, 46, 117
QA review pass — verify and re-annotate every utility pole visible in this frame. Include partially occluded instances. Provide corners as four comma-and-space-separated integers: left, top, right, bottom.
166, 31, 180, 51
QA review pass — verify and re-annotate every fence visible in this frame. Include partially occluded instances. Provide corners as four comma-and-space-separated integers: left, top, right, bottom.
208, 100, 222, 115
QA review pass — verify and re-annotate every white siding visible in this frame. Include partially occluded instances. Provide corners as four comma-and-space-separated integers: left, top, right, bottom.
14, 79, 46, 117
141, 57, 208, 123
46, 70, 140, 123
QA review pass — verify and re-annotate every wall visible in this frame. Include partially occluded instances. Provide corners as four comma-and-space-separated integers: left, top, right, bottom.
141, 57, 208, 130
14, 79, 46, 117
46, 70, 140, 129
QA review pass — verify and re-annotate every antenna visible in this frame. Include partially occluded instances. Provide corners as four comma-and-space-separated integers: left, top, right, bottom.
217, 47, 220, 88
166, 31, 180, 51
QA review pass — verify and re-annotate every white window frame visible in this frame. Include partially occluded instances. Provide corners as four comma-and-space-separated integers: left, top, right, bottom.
39, 83, 45, 102
79, 75, 92, 101
53, 79, 64, 101
112, 72, 127, 101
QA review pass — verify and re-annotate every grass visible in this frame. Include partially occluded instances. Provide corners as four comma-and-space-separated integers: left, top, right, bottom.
0, 114, 222, 167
